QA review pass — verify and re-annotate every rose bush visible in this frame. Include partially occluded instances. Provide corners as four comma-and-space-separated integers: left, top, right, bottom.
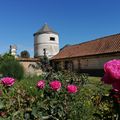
0, 71, 115, 119
102, 59, 120, 90
102, 59, 120, 119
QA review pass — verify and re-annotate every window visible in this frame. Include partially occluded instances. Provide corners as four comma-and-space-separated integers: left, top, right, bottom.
50, 37, 55, 41
43, 48, 47, 56
64, 61, 73, 71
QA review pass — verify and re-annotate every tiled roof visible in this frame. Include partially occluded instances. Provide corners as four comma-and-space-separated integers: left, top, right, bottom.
34, 24, 58, 36
51, 33, 120, 60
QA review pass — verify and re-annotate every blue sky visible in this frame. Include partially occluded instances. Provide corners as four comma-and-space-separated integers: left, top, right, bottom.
0, 0, 120, 57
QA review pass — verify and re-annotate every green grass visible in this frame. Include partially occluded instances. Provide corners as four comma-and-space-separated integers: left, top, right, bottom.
87, 76, 112, 95
14, 75, 43, 96
88, 76, 101, 83
88, 76, 112, 88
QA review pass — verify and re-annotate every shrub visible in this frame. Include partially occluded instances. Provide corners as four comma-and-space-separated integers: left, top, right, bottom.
0, 53, 24, 80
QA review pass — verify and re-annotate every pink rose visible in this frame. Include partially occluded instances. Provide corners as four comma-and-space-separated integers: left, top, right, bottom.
67, 84, 77, 93
104, 59, 120, 80
102, 59, 120, 90
1, 77, 15, 87
37, 80, 45, 89
49, 80, 61, 91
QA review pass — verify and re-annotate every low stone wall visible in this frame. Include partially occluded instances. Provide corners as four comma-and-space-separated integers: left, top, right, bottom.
17, 58, 43, 76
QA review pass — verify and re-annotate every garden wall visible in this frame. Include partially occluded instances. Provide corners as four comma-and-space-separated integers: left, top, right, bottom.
17, 58, 43, 76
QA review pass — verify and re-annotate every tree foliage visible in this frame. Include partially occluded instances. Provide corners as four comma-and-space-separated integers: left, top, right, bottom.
0, 53, 24, 80
20, 50, 30, 58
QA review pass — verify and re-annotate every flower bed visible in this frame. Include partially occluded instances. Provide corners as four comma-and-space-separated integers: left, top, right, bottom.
0, 71, 114, 119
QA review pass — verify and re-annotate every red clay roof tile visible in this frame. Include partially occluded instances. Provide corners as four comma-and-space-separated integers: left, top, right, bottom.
51, 33, 120, 60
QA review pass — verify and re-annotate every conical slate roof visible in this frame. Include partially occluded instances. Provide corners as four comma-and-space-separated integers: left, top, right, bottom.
34, 24, 58, 36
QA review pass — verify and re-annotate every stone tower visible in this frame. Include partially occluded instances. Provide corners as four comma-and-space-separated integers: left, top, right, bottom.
33, 24, 59, 58
10, 45, 17, 57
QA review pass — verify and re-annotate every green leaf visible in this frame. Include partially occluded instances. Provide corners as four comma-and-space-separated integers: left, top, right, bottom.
0, 101, 5, 109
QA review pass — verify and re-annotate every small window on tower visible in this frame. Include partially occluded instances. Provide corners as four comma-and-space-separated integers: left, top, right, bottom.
50, 37, 55, 41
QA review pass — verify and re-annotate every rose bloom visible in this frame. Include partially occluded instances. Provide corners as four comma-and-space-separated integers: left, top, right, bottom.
1, 77, 15, 87
102, 59, 120, 90
49, 80, 61, 91
37, 80, 45, 89
67, 84, 78, 93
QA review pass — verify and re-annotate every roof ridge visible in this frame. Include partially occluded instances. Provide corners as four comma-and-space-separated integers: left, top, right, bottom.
68, 33, 120, 47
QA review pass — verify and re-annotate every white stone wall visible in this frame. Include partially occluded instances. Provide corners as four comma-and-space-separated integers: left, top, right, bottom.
73, 59, 79, 71
79, 55, 120, 69
52, 53, 120, 72
34, 33, 59, 58
20, 61, 43, 76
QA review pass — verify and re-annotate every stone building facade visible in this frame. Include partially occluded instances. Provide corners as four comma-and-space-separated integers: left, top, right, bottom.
51, 33, 120, 76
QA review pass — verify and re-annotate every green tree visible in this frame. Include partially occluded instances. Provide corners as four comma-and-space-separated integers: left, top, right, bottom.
20, 50, 30, 58
0, 53, 24, 80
